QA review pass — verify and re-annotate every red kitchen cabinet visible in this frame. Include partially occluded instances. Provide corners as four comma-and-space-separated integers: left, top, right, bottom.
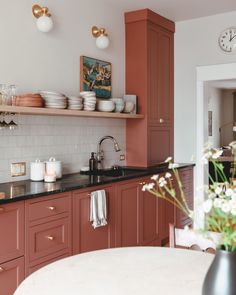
116, 177, 160, 247
139, 178, 160, 246
174, 167, 194, 228
0, 256, 24, 295
0, 201, 24, 264
25, 192, 72, 275
125, 9, 175, 167
72, 185, 116, 254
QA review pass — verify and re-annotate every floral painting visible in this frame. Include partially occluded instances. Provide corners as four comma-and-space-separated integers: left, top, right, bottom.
80, 56, 112, 98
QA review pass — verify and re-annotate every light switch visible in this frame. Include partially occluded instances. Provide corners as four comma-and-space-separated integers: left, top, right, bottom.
11, 162, 26, 177
120, 154, 125, 161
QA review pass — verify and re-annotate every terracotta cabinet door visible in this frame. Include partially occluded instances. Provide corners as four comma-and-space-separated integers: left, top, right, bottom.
0, 202, 24, 264
116, 180, 140, 247
174, 167, 194, 228
72, 185, 116, 254
0, 256, 24, 295
139, 178, 160, 246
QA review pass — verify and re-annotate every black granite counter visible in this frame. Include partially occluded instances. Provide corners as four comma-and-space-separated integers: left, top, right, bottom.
0, 164, 194, 204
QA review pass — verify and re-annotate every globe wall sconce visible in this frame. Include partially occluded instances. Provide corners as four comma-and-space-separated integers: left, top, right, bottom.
32, 4, 53, 33
92, 26, 110, 49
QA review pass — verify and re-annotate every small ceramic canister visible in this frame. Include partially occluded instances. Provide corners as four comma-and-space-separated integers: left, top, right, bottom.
30, 159, 45, 181
45, 157, 62, 179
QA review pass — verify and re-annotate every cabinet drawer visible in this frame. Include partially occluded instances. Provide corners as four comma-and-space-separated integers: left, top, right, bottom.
28, 193, 71, 223
0, 256, 24, 295
0, 202, 24, 264
29, 218, 70, 262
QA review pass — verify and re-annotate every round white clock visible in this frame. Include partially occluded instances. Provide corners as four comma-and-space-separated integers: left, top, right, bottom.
219, 27, 236, 53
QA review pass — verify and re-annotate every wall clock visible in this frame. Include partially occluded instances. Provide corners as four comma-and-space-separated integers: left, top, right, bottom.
219, 27, 236, 53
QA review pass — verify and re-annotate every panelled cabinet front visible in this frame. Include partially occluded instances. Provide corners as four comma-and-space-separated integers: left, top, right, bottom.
125, 9, 175, 167
72, 185, 116, 254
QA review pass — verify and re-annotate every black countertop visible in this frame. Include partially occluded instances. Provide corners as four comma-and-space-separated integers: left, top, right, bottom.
0, 164, 194, 204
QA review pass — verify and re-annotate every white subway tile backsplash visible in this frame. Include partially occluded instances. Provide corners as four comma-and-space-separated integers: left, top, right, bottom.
0, 115, 126, 183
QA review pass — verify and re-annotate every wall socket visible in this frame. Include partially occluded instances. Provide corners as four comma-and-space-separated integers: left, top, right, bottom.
120, 154, 125, 161
11, 162, 26, 177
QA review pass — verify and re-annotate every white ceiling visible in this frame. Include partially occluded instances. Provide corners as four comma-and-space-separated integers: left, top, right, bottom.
110, 0, 236, 21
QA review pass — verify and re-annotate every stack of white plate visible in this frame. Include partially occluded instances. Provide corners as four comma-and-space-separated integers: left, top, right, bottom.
80, 91, 96, 111
40, 91, 67, 109
68, 96, 83, 110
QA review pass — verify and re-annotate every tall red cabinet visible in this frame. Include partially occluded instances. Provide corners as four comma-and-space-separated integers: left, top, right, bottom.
125, 9, 175, 167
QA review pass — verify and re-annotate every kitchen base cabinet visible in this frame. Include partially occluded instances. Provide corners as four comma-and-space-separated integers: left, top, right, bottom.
174, 167, 194, 228
116, 177, 160, 247
0, 256, 24, 295
72, 185, 116, 254
25, 192, 72, 276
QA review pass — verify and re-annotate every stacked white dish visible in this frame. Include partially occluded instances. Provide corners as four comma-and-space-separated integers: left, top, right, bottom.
40, 91, 67, 109
97, 100, 115, 112
80, 91, 96, 111
68, 96, 83, 110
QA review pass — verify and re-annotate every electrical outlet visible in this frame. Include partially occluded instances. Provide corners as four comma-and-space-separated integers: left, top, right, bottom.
120, 154, 125, 161
11, 162, 26, 177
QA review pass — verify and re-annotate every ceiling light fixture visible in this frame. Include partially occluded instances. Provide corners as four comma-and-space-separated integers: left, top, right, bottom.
32, 4, 53, 33
92, 26, 110, 49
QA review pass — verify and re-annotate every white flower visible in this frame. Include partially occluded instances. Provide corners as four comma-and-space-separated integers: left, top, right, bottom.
151, 174, 159, 181
215, 186, 222, 195
211, 149, 223, 159
168, 163, 179, 169
165, 172, 172, 178
231, 207, 236, 216
142, 183, 155, 191
203, 199, 213, 213
165, 157, 172, 163
208, 192, 216, 199
225, 188, 234, 197
221, 201, 231, 213
214, 198, 223, 208
159, 177, 167, 187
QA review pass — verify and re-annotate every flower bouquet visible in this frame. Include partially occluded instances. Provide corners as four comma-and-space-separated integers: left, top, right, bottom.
142, 142, 236, 295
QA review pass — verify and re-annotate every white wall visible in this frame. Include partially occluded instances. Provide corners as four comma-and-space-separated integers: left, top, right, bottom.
0, 0, 126, 183
206, 85, 222, 148
175, 10, 236, 162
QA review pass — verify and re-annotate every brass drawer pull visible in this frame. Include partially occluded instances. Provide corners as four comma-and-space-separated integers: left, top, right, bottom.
0, 207, 4, 213
47, 236, 55, 241
0, 267, 4, 272
47, 206, 56, 211
159, 118, 164, 123
139, 182, 146, 185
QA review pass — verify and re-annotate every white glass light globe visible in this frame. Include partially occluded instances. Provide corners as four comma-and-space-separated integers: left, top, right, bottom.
96, 35, 110, 49
36, 16, 53, 33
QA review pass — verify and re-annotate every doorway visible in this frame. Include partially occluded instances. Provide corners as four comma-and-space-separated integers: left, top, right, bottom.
196, 63, 236, 228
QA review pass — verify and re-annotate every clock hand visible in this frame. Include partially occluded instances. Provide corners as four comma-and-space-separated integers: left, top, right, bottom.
230, 35, 236, 42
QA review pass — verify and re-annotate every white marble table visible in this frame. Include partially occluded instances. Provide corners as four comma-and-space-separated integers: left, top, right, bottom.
14, 247, 214, 295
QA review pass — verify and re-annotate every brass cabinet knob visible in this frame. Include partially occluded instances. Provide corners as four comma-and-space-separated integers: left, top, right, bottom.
47, 206, 56, 211
0, 207, 4, 213
47, 236, 54, 241
159, 118, 164, 123
0, 267, 4, 272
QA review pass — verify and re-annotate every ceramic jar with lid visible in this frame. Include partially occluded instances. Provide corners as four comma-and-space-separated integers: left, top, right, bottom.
45, 157, 62, 179
30, 159, 45, 181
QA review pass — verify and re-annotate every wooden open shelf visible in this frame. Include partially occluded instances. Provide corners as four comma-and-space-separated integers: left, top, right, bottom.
0, 106, 144, 119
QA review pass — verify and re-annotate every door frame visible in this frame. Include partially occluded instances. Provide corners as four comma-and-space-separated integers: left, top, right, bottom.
196, 62, 236, 228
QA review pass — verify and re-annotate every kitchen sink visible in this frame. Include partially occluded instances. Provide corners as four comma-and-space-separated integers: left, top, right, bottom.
82, 167, 144, 178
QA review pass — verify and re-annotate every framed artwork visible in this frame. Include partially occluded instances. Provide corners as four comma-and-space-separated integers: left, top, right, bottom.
208, 111, 212, 136
80, 56, 112, 98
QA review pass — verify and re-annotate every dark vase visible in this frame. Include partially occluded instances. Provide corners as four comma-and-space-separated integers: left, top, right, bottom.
202, 250, 236, 295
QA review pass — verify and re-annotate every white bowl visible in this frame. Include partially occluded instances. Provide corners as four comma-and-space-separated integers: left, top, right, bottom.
123, 101, 135, 113
110, 98, 125, 113
97, 100, 115, 112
